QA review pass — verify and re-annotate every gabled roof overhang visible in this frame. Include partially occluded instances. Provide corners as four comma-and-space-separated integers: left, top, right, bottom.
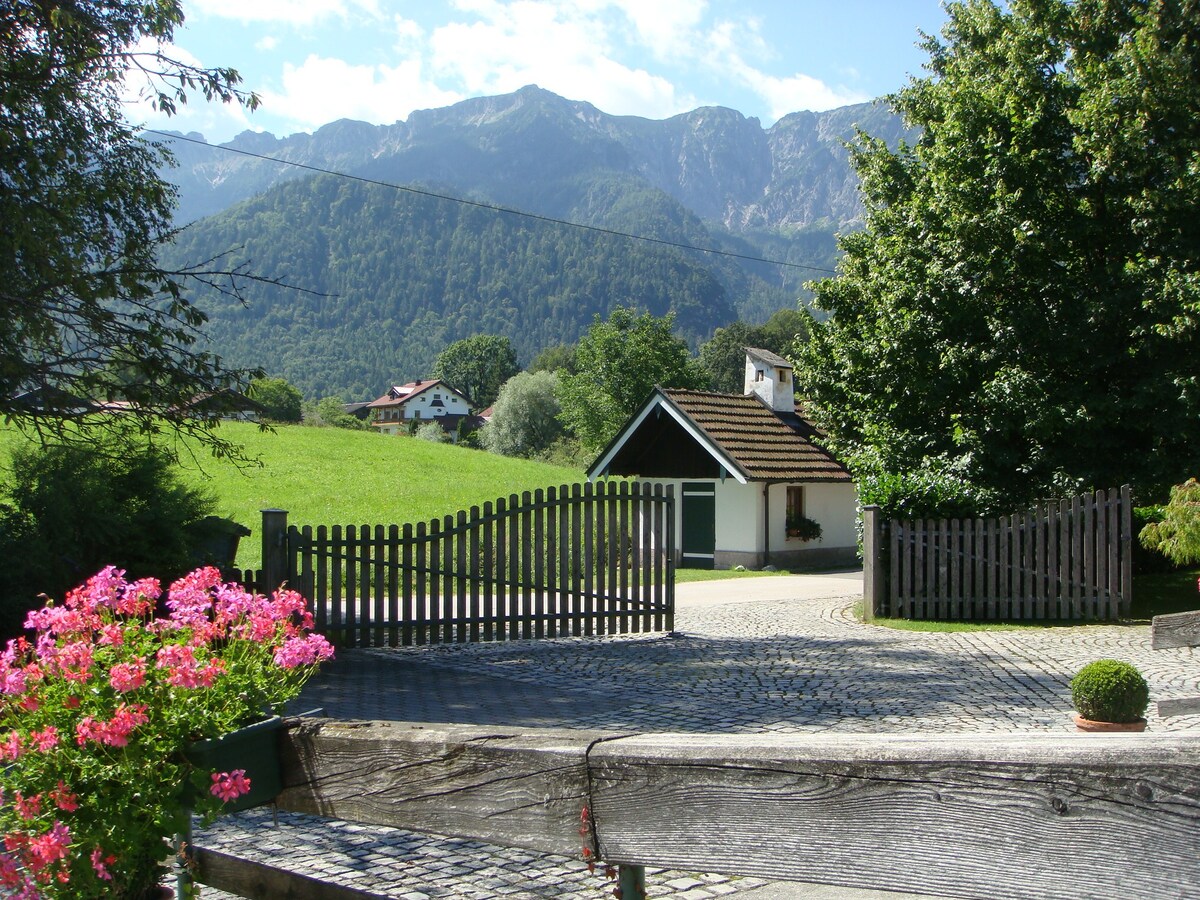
586, 388, 751, 484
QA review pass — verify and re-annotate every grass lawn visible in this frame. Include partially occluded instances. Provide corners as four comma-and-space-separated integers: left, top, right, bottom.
674, 567, 799, 583
1, 422, 585, 571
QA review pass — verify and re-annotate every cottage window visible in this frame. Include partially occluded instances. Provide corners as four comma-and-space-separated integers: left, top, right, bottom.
777, 368, 790, 383
786, 486, 805, 531
755, 370, 764, 382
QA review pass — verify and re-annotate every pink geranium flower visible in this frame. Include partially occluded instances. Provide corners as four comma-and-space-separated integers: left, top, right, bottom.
210, 770, 252, 803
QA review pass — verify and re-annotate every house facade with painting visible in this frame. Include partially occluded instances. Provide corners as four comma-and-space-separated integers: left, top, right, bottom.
587, 349, 858, 570
367, 380, 474, 436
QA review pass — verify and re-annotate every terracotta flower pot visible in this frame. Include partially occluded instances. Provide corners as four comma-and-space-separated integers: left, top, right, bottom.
1073, 713, 1147, 733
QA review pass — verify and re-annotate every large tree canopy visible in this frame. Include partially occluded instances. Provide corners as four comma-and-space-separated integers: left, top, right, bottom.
557, 306, 709, 452
1, 1, 260, 458
430, 334, 519, 409
794, 0, 1200, 502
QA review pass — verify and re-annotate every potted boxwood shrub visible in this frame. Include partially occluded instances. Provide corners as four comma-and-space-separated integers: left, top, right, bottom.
1069, 659, 1150, 732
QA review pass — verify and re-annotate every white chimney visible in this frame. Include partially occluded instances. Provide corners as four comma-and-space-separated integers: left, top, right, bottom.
744, 348, 795, 413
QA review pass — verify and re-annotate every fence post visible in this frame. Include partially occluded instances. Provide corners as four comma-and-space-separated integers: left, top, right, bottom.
1120, 484, 1133, 618
863, 505, 885, 620
262, 508, 289, 593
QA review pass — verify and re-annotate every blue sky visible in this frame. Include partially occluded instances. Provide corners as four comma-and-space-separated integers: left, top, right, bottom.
134, 1, 950, 143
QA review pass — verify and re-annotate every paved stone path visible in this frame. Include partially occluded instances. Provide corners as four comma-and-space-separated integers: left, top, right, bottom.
194, 585, 1200, 899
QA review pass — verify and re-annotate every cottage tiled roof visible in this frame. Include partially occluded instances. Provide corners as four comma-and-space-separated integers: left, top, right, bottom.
660, 389, 851, 482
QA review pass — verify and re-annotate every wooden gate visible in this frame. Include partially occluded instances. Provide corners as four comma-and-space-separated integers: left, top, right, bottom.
863, 486, 1133, 621
258, 481, 674, 647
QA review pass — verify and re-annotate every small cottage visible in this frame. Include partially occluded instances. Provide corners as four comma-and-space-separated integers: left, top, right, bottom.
367, 380, 474, 436
586, 349, 858, 570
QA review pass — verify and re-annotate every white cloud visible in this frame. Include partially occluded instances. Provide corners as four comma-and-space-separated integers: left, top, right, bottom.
260, 54, 463, 132
256, 35, 279, 51
188, 0, 381, 26
428, 0, 694, 119
703, 19, 868, 117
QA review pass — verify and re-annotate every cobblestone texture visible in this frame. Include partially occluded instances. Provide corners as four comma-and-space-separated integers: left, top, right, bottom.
193, 592, 1200, 898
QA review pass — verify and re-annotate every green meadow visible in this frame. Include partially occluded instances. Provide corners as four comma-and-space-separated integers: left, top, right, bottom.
0, 422, 585, 570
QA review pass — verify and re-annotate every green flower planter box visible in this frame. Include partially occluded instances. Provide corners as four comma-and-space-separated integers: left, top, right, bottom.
185, 716, 283, 812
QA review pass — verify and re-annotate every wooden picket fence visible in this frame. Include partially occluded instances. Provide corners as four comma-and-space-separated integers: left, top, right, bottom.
241, 481, 675, 648
863, 486, 1132, 621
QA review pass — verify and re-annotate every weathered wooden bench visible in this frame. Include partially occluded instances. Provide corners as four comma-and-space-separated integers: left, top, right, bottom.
193, 719, 1200, 900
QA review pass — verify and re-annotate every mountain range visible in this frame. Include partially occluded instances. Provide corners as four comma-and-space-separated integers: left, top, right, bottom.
159, 85, 910, 401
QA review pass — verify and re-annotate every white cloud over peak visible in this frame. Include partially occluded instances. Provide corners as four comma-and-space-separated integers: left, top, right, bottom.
427, 0, 694, 119
260, 55, 463, 132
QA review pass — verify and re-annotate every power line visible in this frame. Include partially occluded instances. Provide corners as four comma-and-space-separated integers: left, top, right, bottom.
146, 129, 839, 276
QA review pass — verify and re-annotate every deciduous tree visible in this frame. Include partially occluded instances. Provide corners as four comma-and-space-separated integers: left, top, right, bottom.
1, 0, 262, 460
248, 377, 303, 423
481, 371, 563, 458
794, 0, 1200, 502
557, 307, 708, 451
431, 335, 519, 409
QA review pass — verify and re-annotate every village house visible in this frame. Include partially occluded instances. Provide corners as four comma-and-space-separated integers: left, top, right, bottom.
367, 379, 475, 436
587, 349, 859, 570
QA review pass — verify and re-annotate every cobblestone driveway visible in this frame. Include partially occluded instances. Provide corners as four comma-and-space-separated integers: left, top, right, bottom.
195, 591, 1200, 899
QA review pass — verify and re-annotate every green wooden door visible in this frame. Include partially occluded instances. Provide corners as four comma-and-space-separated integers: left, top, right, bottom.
681, 482, 716, 569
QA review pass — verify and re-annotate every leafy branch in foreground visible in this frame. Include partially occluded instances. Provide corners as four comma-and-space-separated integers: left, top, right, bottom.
0, 1, 267, 461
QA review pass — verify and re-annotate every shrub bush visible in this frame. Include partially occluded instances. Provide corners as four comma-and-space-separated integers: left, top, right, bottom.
0, 438, 215, 639
1070, 659, 1150, 723
858, 469, 1005, 521
1139, 478, 1200, 567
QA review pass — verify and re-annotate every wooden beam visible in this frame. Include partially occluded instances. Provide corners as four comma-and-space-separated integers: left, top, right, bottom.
277, 719, 618, 858
1151, 609, 1200, 650
256, 722, 1200, 900
588, 732, 1200, 900
1160, 697, 1200, 718
193, 848, 382, 900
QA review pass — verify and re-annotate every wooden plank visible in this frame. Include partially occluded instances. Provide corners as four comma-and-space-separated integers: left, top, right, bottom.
330, 525, 344, 645
631, 484, 644, 632
1159, 697, 1200, 718
401, 523, 413, 646
426, 518, 441, 644
606, 483, 619, 636
912, 520, 925, 619
653, 484, 665, 633
973, 518, 985, 619
889, 517, 901, 620
663, 484, 675, 634
588, 732, 1200, 900
443, 514, 455, 644
456, 510, 468, 643
558, 486, 571, 637
949, 518, 960, 620
985, 517, 997, 621
548, 487, 562, 639
997, 515, 1009, 620
572, 483, 585, 637
305, 526, 323, 634
1120, 485, 1133, 618
1021, 509, 1033, 620
583, 483, 595, 637
618, 481, 630, 634
508, 494, 520, 641
345, 525, 359, 648
468, 509, 480, 644
373, 524, 385, 648
1151, 610, 1200, 650
277, 719, 608, 860
483, 500, 494, 642
1095, 490, 1108, 621
1065, 501, 1075, 619
1049, 501, 1060, 618
194, 848, 382, 900
494, 497, 507, 641
414, 521, 427, 646
1033, 504, 1045, 620
1083, 491, 1095, 620
1107, 487, 1120, 620
533, 490, 545, 640
387, 524, 399, 647
521, 492, 533, 640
